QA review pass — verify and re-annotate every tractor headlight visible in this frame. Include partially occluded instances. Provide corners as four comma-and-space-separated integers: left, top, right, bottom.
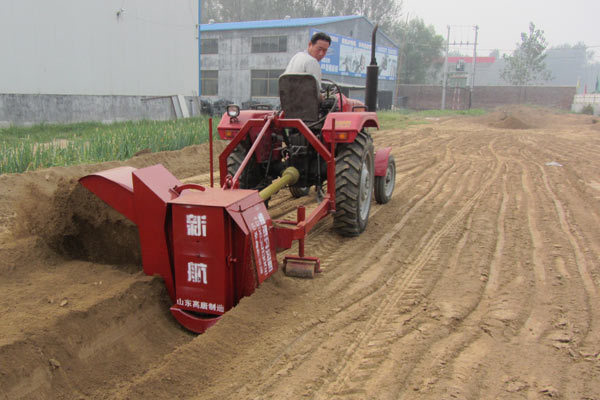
227, 104, 240, 119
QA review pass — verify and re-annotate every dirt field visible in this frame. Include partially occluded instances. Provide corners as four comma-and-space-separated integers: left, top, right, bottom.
1, 106, 599, 400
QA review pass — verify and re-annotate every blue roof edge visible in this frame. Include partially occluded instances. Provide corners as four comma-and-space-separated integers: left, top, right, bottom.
200, 15, 398, 49
200, 15, 361, 31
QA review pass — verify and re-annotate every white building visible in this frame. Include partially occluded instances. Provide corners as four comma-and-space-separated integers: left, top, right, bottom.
200, 16, 398, 110
0, 0, 199, 125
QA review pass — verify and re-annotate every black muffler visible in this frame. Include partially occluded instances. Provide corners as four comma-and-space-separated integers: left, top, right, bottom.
365, 25, 379, 112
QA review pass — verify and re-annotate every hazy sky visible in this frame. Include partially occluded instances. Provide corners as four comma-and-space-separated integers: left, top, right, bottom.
403, 0, 600, 60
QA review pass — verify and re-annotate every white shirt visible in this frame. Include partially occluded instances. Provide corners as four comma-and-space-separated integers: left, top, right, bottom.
283, 51, 323, 89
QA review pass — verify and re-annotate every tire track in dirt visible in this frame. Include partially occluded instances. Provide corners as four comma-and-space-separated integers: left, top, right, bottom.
390, 133, 572, 399
370, 137, 506, 398
307, 138, 503, 399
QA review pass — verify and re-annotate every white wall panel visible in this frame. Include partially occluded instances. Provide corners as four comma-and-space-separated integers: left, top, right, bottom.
0, 0, 198, 95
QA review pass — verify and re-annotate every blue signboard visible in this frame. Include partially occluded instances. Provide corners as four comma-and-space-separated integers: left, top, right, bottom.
310, 28, 398, 81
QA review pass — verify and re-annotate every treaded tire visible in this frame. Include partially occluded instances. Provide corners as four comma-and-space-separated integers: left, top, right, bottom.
289, 185, 310, 198
374, 154, 395, 204
227, 146, 260, 189
333, 130, 374, 237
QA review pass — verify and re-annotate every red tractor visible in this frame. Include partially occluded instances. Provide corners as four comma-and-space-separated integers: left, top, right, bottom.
218, 74, 396, 236
79, 33, 395, 333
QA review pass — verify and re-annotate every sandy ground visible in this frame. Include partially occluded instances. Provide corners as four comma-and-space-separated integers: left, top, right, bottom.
1, 106, 599, 400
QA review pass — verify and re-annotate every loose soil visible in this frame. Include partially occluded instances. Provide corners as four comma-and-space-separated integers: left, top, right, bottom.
1, 106, 599, 399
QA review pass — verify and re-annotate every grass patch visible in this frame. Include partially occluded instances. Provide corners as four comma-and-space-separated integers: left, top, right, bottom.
378, 109, 486, 130
0, 117, 210, 174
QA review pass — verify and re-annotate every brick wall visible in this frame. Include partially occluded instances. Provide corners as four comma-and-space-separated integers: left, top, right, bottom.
396, 85, 576, 110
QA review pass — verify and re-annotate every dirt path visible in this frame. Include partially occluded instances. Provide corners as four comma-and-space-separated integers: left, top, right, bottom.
1, 107, 599, 399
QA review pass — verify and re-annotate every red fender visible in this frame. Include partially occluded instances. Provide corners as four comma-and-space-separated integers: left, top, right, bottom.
321, 112, 379, 143
375, 147, 393, 177
217, 109, 273, 140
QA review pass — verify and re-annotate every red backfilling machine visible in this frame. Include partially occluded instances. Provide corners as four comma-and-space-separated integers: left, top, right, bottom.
80, 163, 283, 333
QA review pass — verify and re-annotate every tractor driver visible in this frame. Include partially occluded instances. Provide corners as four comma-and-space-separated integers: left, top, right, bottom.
283, 31, 331, 94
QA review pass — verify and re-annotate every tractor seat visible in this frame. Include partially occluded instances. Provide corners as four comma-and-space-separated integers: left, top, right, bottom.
278, 73, 320, 122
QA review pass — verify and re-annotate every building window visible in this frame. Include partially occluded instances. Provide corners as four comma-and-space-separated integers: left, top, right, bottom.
251, 69, 284, 97
201, 70, 218, 96
201, 38, 218, 54
251, 36, 287, 53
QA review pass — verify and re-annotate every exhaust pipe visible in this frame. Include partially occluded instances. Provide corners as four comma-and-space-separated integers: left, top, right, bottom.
365, 24, 379, 112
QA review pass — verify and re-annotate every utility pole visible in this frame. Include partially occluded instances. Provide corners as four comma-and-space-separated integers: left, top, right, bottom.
441, 25, 450, 110
469, 25, 478, 109
442, 24, 478, 110
394, 13, 410, 109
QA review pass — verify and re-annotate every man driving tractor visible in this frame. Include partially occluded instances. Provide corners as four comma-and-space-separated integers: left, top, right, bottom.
283, 31, 331, 91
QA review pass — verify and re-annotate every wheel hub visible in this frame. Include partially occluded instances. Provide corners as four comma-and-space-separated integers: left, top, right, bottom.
359, 159, 372, 220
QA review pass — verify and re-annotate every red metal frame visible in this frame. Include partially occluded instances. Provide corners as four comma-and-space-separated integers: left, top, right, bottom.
209, 118, 214, 187
218, 113, 339, 268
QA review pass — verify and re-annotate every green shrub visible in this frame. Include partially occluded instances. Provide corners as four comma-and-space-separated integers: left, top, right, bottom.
581, 104, 595, 115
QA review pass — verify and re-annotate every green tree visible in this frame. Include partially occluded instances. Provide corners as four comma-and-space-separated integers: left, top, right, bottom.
388, 18, 444, 84
320, 0, 403, 31
501, 22, 552, 85
201, 0, 402, 27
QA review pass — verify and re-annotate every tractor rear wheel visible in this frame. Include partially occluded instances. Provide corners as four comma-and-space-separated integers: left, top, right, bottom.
227, 146, 261, 189
374, 154, 395, 204
333, 130, 374, 236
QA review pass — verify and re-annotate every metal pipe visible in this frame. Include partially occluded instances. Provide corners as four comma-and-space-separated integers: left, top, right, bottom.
297, 206, 306, 257
365, 24, 379, 112
441, 26, 450, 110
232, 115, 273, 188
259, 167, 300, 200
209, 118, 214, 187
328, 119, 336, 210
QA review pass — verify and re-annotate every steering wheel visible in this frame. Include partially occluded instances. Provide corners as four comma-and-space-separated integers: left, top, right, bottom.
321, 78, 339, 99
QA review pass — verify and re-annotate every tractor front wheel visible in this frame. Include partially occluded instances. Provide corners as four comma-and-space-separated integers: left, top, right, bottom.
333, 130, 374, 236
289, 185, 310, 198
374, 155, 395, 204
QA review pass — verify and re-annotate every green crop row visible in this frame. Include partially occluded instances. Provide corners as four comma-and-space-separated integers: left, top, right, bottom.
0, 117, 211, 174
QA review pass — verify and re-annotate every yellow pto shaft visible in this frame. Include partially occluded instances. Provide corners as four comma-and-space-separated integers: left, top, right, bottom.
259, 167, 300, 201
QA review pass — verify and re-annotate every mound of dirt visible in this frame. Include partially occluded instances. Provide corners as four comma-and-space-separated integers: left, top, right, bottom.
474, 105, 599, 131
489, 114, 532, 129
0, 141, 226, 271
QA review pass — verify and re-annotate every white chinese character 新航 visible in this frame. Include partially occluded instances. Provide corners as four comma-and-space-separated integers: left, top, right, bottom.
186, 214, 207, 237
187, 262, 208, 284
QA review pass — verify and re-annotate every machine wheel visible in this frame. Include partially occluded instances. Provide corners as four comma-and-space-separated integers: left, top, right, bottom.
334, 130, 374, 236
374, 155, 396, 204
227, 146, 261, 189
289, 185, 310, 198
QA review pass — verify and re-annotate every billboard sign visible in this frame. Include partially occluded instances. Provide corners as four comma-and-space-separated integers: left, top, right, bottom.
310, 28, 398, 81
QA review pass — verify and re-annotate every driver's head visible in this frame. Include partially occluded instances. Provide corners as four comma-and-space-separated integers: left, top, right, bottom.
308, 32, 331, 62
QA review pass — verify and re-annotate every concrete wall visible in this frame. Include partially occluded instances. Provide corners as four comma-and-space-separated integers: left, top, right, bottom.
0, 0, 198, 96
0, 94, 187, 126
396, 85, 577, 111
572, 94, 600, 115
